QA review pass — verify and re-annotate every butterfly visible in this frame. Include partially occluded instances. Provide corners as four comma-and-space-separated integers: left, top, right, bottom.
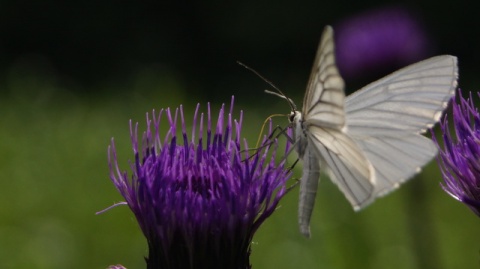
267, 25, 458, 237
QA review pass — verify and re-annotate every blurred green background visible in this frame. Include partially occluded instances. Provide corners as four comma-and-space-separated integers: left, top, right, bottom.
1, 1, 480, 269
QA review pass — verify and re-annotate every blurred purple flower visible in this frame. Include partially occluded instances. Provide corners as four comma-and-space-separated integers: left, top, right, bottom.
433, 91, 480, 217
107, 96, 292, 269
335, 6, 430, 79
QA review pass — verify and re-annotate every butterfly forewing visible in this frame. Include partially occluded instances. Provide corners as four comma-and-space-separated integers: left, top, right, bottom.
295, 26, 375, 236
303, 26, 346, 129
301, 26, 375, 207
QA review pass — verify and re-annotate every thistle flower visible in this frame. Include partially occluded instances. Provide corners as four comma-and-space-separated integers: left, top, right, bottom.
107, 96, 292, 269
433, 91, 480, 217
335, 6, 430, 79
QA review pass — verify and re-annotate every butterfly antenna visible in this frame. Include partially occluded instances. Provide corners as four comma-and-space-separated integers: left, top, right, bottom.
264, 90, 297, 111
237, 61, 297, 112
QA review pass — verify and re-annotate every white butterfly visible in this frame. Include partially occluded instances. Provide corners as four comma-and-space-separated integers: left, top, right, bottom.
267, 25, 458, 237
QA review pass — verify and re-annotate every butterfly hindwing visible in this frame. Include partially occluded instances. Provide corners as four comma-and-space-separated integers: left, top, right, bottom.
350, 133, 438, 197
345, 56, 457, 133
345, 55, 457, 198
307, 126, 375, 210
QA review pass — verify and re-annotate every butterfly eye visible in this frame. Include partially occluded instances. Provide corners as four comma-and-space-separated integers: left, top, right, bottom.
289, 112, 296, 123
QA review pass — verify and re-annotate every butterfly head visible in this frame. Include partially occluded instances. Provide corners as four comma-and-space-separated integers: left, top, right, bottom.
289, 110, 302, 124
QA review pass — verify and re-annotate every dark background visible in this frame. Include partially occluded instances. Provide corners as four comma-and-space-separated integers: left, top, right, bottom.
1, 2, 479, 269
1, 1, 476, 101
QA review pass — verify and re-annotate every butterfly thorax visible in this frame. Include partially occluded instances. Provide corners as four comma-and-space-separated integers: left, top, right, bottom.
290, 110, 308, 159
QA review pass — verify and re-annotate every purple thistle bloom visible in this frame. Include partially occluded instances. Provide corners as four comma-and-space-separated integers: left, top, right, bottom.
433, 91, 480, 217
107, 96, 292, 269
335, 6, 430, 79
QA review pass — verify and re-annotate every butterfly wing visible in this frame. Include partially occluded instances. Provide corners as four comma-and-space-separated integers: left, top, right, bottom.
345, 55, 458, 199
302, 26, 346, 129
298, 128, 375, 237
298, 25, 375, 221
307, 126, 375, 209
